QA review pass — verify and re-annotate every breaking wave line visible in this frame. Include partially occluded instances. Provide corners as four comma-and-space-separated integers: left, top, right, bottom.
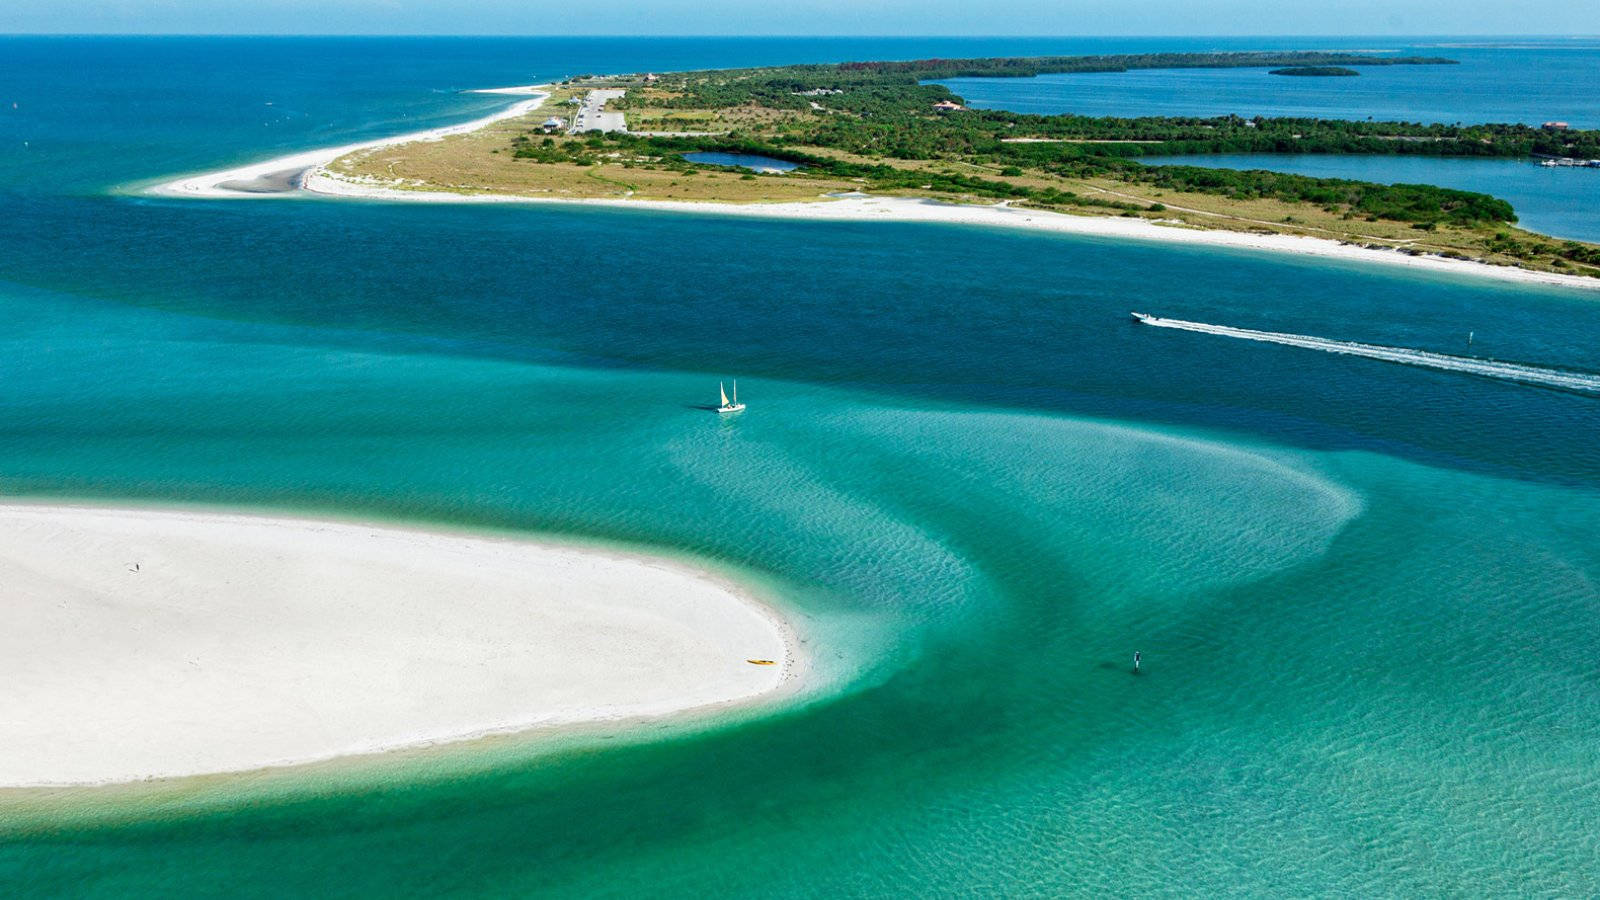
1132, 314, 1600, 394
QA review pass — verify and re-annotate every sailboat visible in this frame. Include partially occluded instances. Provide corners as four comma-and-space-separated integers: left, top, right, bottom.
716, 380, 746, 414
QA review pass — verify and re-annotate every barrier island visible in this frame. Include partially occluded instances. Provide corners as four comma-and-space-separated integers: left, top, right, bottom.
293, 51, 1600, 282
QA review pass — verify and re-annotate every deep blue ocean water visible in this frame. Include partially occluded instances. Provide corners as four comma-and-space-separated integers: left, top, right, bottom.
2, 37, 1599, 897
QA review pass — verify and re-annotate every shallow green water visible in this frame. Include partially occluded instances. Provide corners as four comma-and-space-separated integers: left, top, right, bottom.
4, 37, 1600, 896
5, 262, 1600, 894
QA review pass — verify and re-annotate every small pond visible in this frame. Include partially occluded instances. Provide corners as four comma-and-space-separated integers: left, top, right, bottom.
682, 152, 802, 173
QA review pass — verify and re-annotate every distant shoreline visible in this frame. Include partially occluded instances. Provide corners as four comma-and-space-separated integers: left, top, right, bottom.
149, 86, 1600, 292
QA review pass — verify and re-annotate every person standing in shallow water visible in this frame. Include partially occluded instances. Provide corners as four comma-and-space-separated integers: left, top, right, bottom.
1133, 650, 1142, 674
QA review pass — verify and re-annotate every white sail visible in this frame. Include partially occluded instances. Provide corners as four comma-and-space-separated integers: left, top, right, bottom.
720, 382, 729, 406
732, 380, 738, 404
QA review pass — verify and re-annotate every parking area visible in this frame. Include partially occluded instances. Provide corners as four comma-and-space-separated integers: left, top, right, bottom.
571, 89, 628, 133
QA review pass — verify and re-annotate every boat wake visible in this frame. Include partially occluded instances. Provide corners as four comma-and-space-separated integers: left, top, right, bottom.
1132, 313, 1600, 395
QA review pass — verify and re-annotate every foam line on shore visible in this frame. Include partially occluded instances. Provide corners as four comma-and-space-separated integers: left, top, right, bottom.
1135, 314, 1600, 393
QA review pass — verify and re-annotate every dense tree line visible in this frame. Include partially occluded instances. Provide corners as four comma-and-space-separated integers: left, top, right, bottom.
1268, 67, 1359, 76
649, 53, 1451, 110
814, 52, 1453, 80
638, 53, 1598, 162
1100, 161, 1517, 224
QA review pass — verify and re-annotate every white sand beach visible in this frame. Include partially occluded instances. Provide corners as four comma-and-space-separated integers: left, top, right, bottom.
302, 174, 1600, 291
149, 85, 549, 198
0, 504, 797, 787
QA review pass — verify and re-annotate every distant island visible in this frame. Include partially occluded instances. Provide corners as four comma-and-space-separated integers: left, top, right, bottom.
1269, 66, 1360, 76
256, 50, 1598, 282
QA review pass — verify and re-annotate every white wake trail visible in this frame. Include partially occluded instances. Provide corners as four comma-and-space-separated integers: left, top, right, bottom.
1133, 314, 1600, 394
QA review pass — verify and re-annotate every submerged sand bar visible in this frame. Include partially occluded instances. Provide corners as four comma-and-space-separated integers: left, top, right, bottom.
0, 504, 794, 787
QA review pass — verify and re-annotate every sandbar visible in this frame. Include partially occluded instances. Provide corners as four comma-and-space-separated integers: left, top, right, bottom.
0, 504, 797, 787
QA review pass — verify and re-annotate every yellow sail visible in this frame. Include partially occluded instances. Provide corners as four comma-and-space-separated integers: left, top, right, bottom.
720, 382, 729, 406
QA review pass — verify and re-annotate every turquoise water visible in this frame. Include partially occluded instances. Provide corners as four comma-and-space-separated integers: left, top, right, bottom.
684, 151, 803, 171
4, 38, 1600, 896
1140, 153, 1600, 243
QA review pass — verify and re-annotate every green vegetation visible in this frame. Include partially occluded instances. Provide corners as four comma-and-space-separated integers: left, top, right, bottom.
575, 53, 1600, 273
1050, 117, 1600, 160
510, 135, 599, 164
613, 53, 1597, 163
336, 52, 1600, 279
1104, 163, 1515, 225
585, 53, 1574, 228
597, 132, 1517, 226
1269, 66, 1359, 76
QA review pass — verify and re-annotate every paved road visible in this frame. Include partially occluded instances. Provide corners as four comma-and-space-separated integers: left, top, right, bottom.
571, 89, 628, 134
